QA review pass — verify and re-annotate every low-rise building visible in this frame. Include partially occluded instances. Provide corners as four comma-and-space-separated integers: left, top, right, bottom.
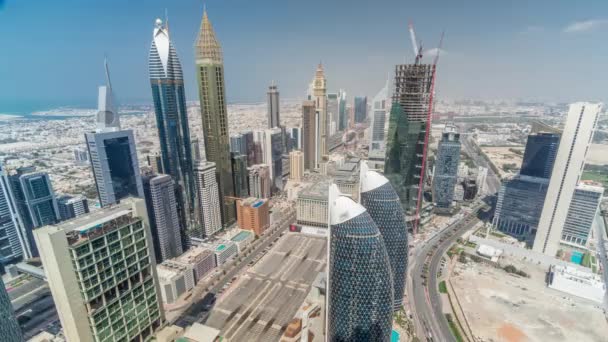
236, 197, 270, 236
174, 246, 216, 282
157, 262, 195, 304
548, 265, 605, 304
230, 230, 254, 253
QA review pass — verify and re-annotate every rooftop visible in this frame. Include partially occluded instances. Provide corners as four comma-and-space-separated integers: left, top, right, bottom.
176, 246, 214, 264
299, 180, 330, 201
231, 230, 253, 242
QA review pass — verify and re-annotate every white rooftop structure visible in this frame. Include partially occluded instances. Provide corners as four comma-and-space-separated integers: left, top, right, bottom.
359, 162, 388, 193
328, 184, 366, 225
183, 323, 221, 342
548, 264, 605, 304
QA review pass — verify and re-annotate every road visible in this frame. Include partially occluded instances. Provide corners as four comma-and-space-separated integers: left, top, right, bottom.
594, 213, 608, 312
409, 201, 485, 341
460, 134, 501, 195
174, 207, 296, 326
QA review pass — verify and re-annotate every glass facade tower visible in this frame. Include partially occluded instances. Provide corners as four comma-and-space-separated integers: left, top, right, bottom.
148, 18, 196, 240
520, 133, 560, 179
327, 185, 393, 342
0, 276, 22, 341
195, 11, 236, 228
360, 163, 409, 309
432, 125, 461, 208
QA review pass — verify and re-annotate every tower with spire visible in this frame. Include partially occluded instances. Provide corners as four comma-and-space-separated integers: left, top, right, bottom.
96, 57, 120, 132
195, 9, 236, 228
312, 63, 327, 168
148, 18, 196, 248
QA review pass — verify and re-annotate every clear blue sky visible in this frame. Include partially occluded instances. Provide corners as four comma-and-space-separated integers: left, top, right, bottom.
1, 0, 607, 111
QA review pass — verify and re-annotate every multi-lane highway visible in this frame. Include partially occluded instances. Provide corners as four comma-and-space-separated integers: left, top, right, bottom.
409, 202, 485, 341
460, 134, 501, 195
174, 207, 296, 326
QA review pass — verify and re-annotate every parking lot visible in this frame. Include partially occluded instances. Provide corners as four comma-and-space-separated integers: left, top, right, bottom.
204, 233, 327, 341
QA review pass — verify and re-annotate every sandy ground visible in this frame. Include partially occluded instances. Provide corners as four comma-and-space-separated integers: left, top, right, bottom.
481, 146, 524, 178
451, 255, 607, 342
587, 144, 608, 165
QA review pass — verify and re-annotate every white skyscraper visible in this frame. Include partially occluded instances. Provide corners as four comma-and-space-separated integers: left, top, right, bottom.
194, 161, 222, 238
533, 102, 602, 256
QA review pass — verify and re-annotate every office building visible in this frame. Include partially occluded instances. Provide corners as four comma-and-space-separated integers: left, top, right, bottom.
561, 182, 604, 248
173, 246, 216, 282
354, 96, 367, 123
74, 147, 89, 164
248, 164, 271, 199
191, 138, 202, 162
57, 195, 89, 221
0, 164, 27, 263
302, 100, 317, 171
142, 174, 183, 263
327, 185, 393, 342
88, 60, 144, 208
267, 83, 280, 128
9, 169, 60, 257
241, 131, 256, 167
296, 181, 330, 230
493, 175, 549, 240
0, 276, 22, 341
230, 230, 254, 253
327, 93, 339, 136
534, 103, 602, 256
289, 150, 304, 181
433, 125, 461, 208
157, 262, 195, 304
231, 153, 249, 198
360, 163, 409, 309
312, 64, 328, 163
236, 197, 270, 236
385, 62, 435, 232
195, 10, 236, 228
34, 198, 164, 342
194, 161, 222, 238
369, 80, 390, 157
230, 134, 246, 155
147, 153, 164, 175
520, 133, 560, 179
149, 18, 196, 232
290, 127, 301, 150
338, 89, 348, 131
462, 178, 478, 200
260, 128, 284, 193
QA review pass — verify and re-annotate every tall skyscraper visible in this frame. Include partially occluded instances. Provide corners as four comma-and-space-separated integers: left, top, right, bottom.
0, 276, 22, 341
248, 164, 271, 199
520, 133, 560, 179
327, 185, 393, 341
57, 195, 89, 221
195, 10, 236, 228
561, 182, 604, 248
230, 134, 246, 155
34, 198, 164, 342
241, 131, 256, 167
327, 93, 339, 136
369, 80, 390, 157
354, 96, 368, 123
290, 127, 301, 150
338, 89, 348, 131
231, 153, 249, 198
533, 102, 602, 256
194, 161, 222, 238
87, 60, 144, 208
149, 18, 196, 236
267, 83, 280, 128
142, 174, 183, 262
385, 62, 436, 232
0, 163, 27, 263
360, 163, 409, 309
302, 100, 317, 171
312, 64, 328, 165
289, 150, 304, 181
433, 124, 461, 208
493, 175, 549, 241
9, 169, 60, 258
261, 128, 283, 193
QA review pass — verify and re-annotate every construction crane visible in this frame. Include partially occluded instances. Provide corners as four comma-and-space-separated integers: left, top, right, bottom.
433, 30, 445, 66
408, 22, 424, 64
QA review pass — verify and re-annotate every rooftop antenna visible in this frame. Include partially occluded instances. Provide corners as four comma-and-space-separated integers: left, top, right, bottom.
104, 55, 112, 91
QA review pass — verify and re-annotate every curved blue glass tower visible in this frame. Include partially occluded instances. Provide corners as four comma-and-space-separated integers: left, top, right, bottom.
148, 18, 196, 244
360, 163, 410, 309
328, 185, 394, 342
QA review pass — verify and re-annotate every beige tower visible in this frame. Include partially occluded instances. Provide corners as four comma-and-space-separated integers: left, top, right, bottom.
289, 150, 304, 181
312, 63, 327, 167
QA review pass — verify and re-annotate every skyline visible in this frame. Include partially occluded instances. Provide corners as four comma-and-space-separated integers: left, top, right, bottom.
2, 0, 608, 111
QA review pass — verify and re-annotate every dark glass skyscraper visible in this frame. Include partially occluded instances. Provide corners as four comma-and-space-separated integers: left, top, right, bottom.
149, 18, 196, 236
433, 125, 461, 208
520, 133, 560, 179
327, 185, 393, 342
360, 163, 409, 309
354, 96, 367, 123
196, 10, 236, 228
0, 276, 22, 342
0, 163, 27, 264
9, 169, 59, 257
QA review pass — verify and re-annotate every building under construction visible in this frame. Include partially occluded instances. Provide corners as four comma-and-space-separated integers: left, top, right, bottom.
385, 25, 441, 233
